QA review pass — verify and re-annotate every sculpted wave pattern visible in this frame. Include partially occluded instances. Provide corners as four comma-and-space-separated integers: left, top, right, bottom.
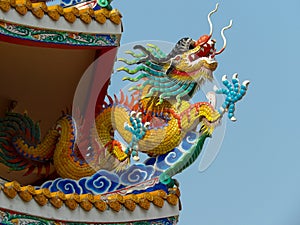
40, 132, 198, 194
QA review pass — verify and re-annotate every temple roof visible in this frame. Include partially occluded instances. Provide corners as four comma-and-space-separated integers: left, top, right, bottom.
0, 0, 122, 25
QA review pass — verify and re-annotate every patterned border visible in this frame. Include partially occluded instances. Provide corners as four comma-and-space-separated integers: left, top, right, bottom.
0, 208, 178, 225
0, 21, 119, 47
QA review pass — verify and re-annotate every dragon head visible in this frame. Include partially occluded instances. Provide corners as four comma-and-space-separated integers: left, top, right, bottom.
119, 3, 234, 105
168, 3, 233, 86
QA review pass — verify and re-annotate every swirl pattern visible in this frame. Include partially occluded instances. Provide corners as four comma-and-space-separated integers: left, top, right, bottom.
86, 171, 120, 194
119, 164, 155, 185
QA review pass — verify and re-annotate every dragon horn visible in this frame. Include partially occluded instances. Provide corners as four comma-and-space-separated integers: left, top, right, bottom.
215, 20, 233, 55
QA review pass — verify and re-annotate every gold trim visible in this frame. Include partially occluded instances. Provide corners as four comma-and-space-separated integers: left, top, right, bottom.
0, 0, 122, 25
0, 0, 11, 12
0, 180, 180, 212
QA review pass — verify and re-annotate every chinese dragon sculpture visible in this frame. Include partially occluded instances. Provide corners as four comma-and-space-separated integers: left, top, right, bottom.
0, 4, 249, 185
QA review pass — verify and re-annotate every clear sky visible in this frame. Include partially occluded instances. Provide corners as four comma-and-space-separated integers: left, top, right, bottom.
114, 0, 300, 224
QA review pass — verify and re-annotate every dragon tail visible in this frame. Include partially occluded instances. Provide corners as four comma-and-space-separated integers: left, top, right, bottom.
0, 112, 58, 176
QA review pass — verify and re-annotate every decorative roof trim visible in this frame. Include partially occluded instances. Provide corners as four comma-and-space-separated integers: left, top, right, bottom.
0, 0, 122, 25
0, 20, 120, 47
0, 0, 122, 47
0, 181, 180, 223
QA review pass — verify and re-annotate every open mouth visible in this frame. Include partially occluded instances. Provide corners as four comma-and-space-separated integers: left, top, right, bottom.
189, 40, 216, 61
170, 40, 218, 81
187, 39, 219, 72
170, 38, 217, 79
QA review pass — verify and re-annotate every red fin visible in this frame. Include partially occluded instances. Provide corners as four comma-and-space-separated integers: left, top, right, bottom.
128, 95, 135, 108
124, 95, 129, 106
114, 94, 119, 104
107, 95, 114, 105
119, 90, 124, 103
23, 165, 35, 176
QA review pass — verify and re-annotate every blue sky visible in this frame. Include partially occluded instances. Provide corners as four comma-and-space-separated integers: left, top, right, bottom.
114, 0, 300, 224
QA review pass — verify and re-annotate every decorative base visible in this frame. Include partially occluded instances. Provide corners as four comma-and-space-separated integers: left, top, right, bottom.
0, 208, 179, 225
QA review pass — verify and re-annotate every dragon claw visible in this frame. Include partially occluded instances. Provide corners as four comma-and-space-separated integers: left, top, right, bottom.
222, 75, 227, 82
130, 111, 137, 117
133, 155, 140, 161
232, 73, 238, 79
216, 73, 250, 121
144, 122, 150, 128
124, 110, 150, 160
136, 112, 142, 118
230, 116, 237, 122
242, 80, 250, 88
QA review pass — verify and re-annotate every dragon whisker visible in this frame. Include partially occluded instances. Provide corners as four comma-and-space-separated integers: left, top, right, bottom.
215, 20, 233, 55
208, 3, 219, 37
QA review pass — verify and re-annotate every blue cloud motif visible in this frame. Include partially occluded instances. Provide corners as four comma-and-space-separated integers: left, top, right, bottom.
156, 147, 183, 171
144, 157, 157, 166
85, 170, 120, 194
181, 131, 199, 151
41, 178, 60, 192
56, 179, 82, 194
165, 147, 184, 165
40, 178, 82, 194
120, 164, 155, 185
78, 178, 92, 194
40, 180, 51, 190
